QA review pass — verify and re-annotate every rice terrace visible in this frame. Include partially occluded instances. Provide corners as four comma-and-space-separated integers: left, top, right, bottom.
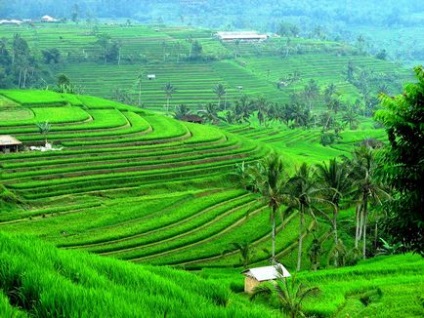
0, 1, 423, 317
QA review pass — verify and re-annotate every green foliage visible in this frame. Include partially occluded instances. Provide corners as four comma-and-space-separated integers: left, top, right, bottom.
0, 232, 272, 317
320, 132, 337, 146
375, 65, 424, 255
251, 273, 319, 318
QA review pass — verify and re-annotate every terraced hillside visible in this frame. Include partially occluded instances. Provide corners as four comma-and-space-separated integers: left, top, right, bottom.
0, 232, 274, 318
0, 24, 413, 112
0, 89, 391, 271
1, 90, 319, 270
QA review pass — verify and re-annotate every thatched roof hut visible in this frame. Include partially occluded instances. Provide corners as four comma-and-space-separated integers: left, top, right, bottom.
0, 135, 22, 153
242, 263, 291, 293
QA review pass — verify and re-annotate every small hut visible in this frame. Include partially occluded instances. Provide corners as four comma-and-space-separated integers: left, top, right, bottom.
181, 114, 203, 124
147, 74, 156, 80
41, 15, 59, 23
242, 263, 291, 293
0, 135, 22, 153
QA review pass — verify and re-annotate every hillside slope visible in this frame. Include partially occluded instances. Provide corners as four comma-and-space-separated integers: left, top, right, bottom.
0, 232, 274, 318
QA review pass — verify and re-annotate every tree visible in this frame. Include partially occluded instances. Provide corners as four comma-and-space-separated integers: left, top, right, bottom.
134, 71, 144, 107
12, 34, 34, 88
257, 154, 288, 263
251, 272, 319, 318
303, 79, 320, 110
316, 158, 353, 266
36, 121, 51, 146
375, 66, 424, 255
234, 95, 253, 124
239, 154, 288, 263
324, 83, 337, 103
342, 108, 359, 130
345, 145, 388, 259
255, 96, 269, 126
173, 104, 190, 120
163, 82, 176, 114
285, 163, 319, 271
190, 40, 202, 60
198, 102, 219, 124
212, 83, 226, 110
231, 241, 255, 269
41, 48, 61, 64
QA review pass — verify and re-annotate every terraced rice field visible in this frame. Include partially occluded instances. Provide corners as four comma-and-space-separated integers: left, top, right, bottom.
2, 90, 329, 269
0, 23, 412, 113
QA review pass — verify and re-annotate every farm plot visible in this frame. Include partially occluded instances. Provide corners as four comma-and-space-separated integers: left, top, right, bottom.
0, 90, 315, 269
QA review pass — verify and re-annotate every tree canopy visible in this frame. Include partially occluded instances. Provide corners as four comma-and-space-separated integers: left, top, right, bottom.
375, 65, 424, 255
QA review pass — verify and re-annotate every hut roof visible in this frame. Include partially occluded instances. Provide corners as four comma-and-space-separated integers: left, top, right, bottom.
216, 31, 268, 41
243, 263, 290, 282
0, 135, 22, 146
41, 15, 58, 22
181, 114, 203, 123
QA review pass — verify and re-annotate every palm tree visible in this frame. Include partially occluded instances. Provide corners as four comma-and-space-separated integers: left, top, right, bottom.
163, 82, 176, 114
316, 158, 353, 266
251, 272, 319, 318
134, 71, 144, 107
255, 96, 269, 126
173, 104, 190, 120
36, 121, 51, 146
198, 103, 219, 124
303, 79, 320, 110
241, 154, 288, 263
345, 146, 389, 259
285, 163, 319, 271
212, 83, 226, 110
231, 241, 255, 269
234, 95, 253, 124
324, 83, 337, 103
342, 108, 359, 130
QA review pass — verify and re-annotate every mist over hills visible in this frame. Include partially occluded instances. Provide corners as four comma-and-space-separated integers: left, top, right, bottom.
3, 1, 423, 28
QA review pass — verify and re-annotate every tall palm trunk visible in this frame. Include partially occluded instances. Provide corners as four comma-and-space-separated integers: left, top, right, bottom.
297, 207, 305, 271
362, 194, 368, 259
333, 205, 339, 267
271, 206, 276, 264
355, 204, 362, 248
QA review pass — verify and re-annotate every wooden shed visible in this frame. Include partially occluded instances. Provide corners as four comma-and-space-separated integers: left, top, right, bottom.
0, 135, 22, 153
242, 263, 291, 293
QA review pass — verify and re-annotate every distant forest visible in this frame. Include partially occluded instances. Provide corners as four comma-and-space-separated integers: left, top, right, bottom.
2, 1, 422, 28
1, 0, 424, 65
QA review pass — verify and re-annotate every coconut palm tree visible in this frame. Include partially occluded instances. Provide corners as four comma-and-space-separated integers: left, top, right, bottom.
324, 83, 337, 103
254, 154, 289, 263
316, 158, 353, 266
285, 163, 319, 271
198, 102, 219, 124
234, 95, 253, 124
173, 104, 191, 120
239, 154, 288, 263
345, 146, 389, 259
212, 83, 226, 110
134, 71, 144, 107
342, 108, 359, 130
255, 96, 269, 126
163, 82, 176, 114
231, 241, 255, 269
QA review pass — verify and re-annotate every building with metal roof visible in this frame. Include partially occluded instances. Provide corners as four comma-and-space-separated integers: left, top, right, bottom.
242, 263, 291, 293
215, 31, 268, 41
